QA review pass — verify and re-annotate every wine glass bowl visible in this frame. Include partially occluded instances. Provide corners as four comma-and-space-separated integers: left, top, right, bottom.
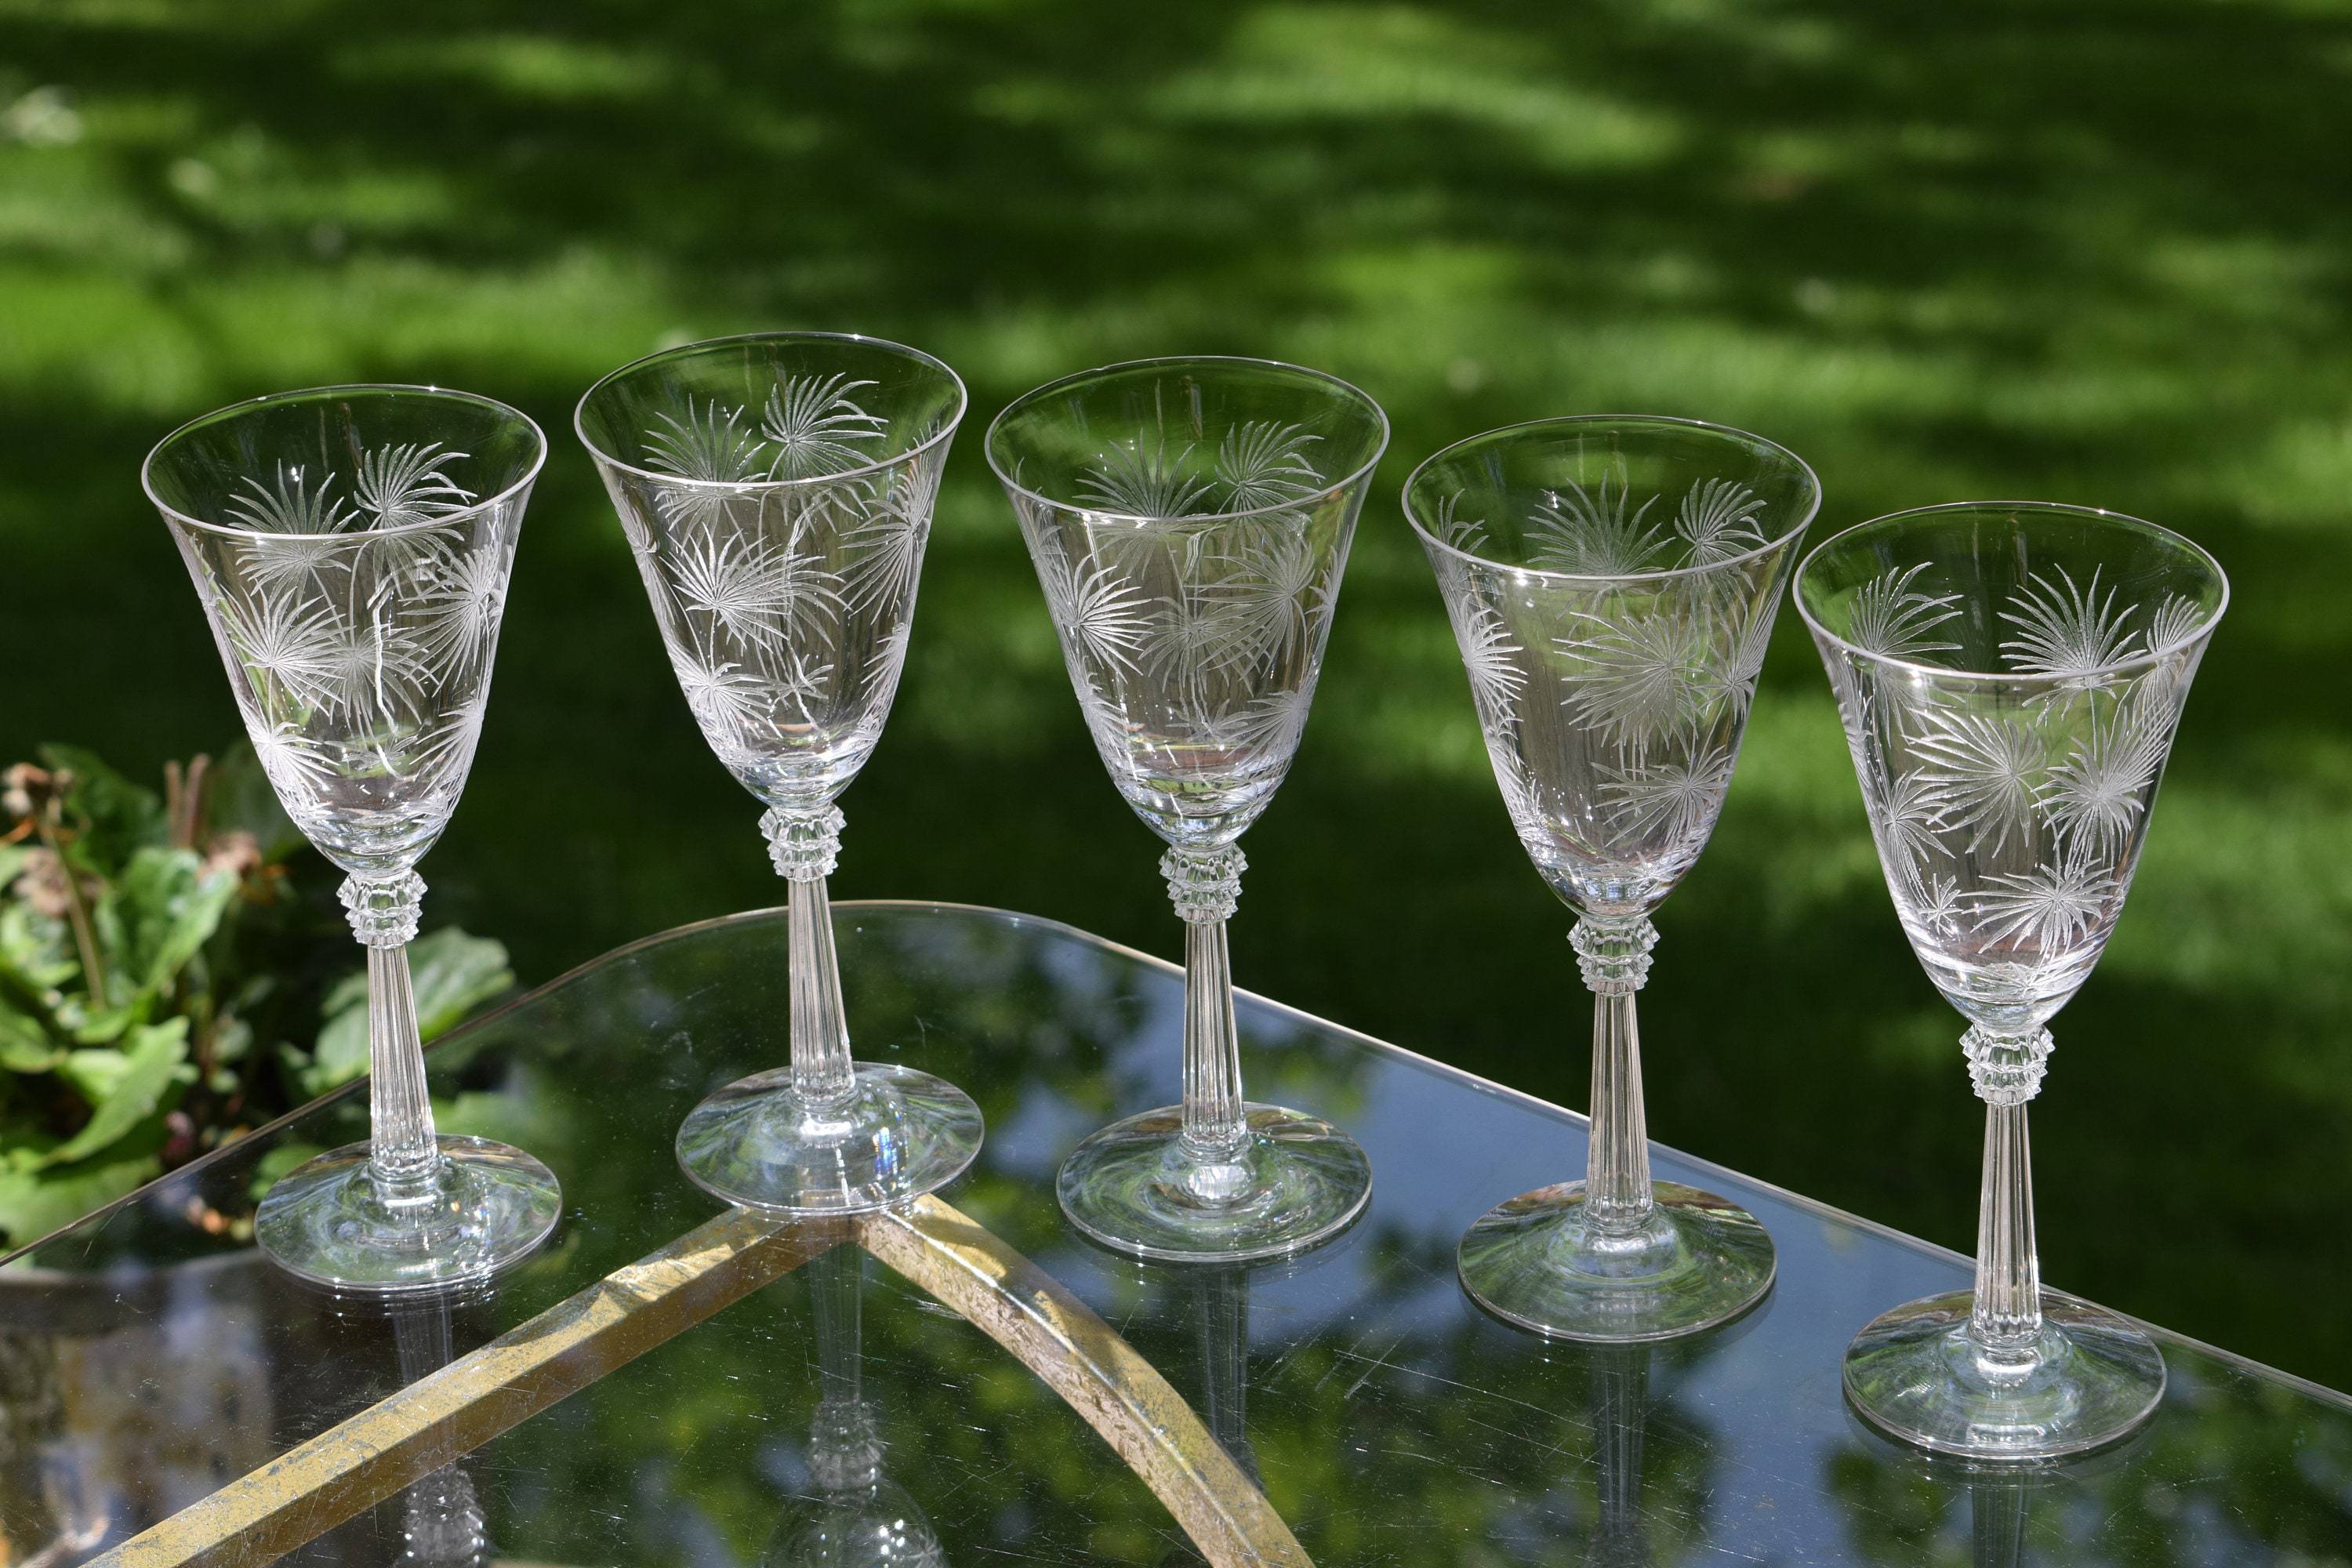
144, 385, 561, 1292
989, 356, 1388, 1262
579, 332, 981, 1215
1795, 501, 2225, 1458
1405, 416, 1819, 1341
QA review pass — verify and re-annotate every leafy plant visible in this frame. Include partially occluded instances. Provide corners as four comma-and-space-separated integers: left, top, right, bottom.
0, 743, 513, 1249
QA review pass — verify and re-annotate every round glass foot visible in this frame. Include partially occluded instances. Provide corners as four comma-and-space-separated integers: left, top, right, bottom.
676, 1062, 983, 1215
254, 1134, 563, 1294
1457, 1180, 1776, 1342
1843, 1289, 2166, 1459
1056, 1103, 1372, 1263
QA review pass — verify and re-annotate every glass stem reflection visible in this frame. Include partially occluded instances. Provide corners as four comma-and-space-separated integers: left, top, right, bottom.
766, 807, 855, 1109
1166, 846, 1250, 1176
1964, 1026, 2053, 1353
1573, 916, 1660, 1233
343, 873, 441, 1189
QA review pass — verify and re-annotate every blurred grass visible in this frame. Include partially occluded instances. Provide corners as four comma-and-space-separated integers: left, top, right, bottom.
2, 0, 2350, 1385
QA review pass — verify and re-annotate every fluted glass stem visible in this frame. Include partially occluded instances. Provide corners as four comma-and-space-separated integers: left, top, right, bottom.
764, 805, 855, 1109
788, 876, 855, 1108
1965, 1026, 2053, 1353
1165, 845, 1250, 1168
340, 873, 441, 1189
1573, 916, 1661, 1236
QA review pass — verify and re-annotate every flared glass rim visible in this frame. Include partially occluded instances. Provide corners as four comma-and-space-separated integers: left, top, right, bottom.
983, 354, 1392, 525
1401, 414, 1823, 584
1792, 499, 2231, 679
572, 329, 968, 490
142, 383, 549, 541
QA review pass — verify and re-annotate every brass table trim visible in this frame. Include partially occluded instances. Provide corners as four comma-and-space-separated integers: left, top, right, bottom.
86, 1200, 1307, 1568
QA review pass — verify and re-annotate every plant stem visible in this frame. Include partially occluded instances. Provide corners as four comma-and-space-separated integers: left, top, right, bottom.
37, 819, 107, 1008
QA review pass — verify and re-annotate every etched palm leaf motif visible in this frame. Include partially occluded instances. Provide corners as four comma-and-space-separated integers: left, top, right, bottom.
1844, 562, 1962, 660
842, 463, 936, 615
1976, 837, 2122, 954
644, 397, 768, 534
355, 444, 475, 528
1525, 472, 1669, 575
1033, 527, 1152, 675
1438, 575, 1529, 717
760, 374, 889, 480
1225, 527, 1325, 671
2040, 678, 2174, 856
220, 584, 344, 716
670, 527, 846, 652
415, 544, 506, 673
1556, 600, 1719, 753
1214, 422, 1323, 511
1599, 745, 1738, 844
1998, 564, 2141, 685
1673, 478, 1771, 567
1911, 708, 2045, 858
1080, 435, 1216, 519
229, 464, 358, 590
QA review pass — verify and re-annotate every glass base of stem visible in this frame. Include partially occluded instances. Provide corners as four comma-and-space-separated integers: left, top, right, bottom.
1457, 1180, 1776, 1342
1843, 1288, 2167, 1459
1056, 1103, 1371, 1264
254, 1135, 562, 1295
675, 1062, 982, 1215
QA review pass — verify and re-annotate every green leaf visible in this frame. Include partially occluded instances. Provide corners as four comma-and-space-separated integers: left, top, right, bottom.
304, 927, 514, 1098
249, 1141, 323, 1203
0, 1004, 61, 1073
42, 1018, 187, 1168
0, 1153, 158, 1248
409, 927, 514, 1040
0, 843, 29, 889
40, 744, 165, 877
103, 846, 238, 1000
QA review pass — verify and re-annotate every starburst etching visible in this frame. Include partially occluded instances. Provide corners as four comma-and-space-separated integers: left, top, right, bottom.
310, 611, 425, 725
1999, 564, 2141, 680
1673, 479, 1770, 566
645, 398, 768, 531
1599, 746, 1737, 844
1914, 873, 1965, 931
1845, 563, 1962, 659
1428, 492, 1491, 556
1035, 537, 1152, 673
235, 530, 348, 593
1141, 578, 1248, 697
760, 375, 888, 480
1912, 710, 2044, 856
1556, 606, 1715, 750
1226, 531, 1323, 670
409, 697, 488, 779
1977, 842, 2118, 953
1526, 474, 1667, 575
220, 590, 343, 710
2042, 696, 2169, 855
670, 530, 844, 650
416, 547, 506, 670
354, 443, 475, 528
1218, 683, 1316, 756
249, 721, 335, 797
769, 648, 838, 720
1081, 437, 1214, 519
1214, 422, 1322, 511
672, 650, 770, 741
1443, 587, 1528, 715
227, 463, 353, 535
1867, 766, 1950, 873
843, 465, 935, 613
2146, 591, 2205, 655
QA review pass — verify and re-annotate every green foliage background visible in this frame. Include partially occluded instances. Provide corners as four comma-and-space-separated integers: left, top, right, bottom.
2, 0, 2347, 1385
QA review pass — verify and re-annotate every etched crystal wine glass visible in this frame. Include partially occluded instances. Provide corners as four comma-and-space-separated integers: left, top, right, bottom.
1404, 416, 1819, 1341
577, 332, 980, 1214
1795, 502, 2226, 1457
987, 357, 1388, 1261
143, 385, 561, 1291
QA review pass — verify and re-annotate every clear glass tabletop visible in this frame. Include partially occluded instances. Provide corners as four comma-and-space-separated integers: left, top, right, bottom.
4, 902, 2347, 1568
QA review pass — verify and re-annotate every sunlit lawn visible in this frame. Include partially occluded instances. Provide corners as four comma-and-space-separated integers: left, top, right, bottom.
3, 0, 2350, 1386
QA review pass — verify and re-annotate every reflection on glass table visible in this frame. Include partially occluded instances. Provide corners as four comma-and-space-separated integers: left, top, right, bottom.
2, 902, 2348, 1568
